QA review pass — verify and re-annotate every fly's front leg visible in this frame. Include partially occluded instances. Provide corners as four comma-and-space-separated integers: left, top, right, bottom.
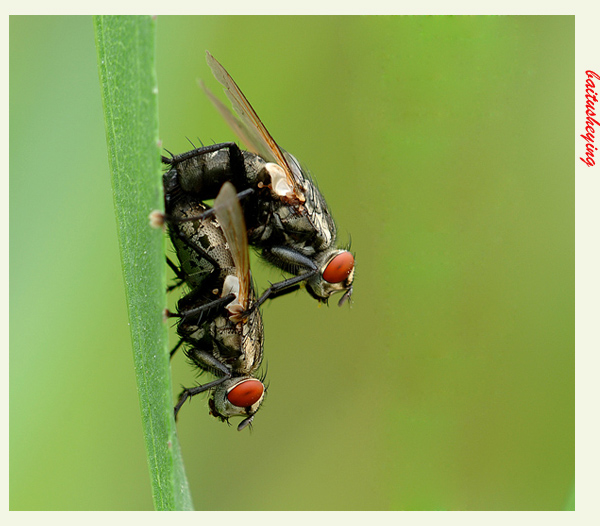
175, 378, 228, 418
165, 188, 255, 225
174, 348, 233, 418
196, 188, 254, 221
163, 142, 247, 199
251, 246, 319, 309
253, 273, 316, 308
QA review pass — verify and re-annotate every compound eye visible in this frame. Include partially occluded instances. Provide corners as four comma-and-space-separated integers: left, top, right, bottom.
323, 251, 354, 284
227, 379, 264, 408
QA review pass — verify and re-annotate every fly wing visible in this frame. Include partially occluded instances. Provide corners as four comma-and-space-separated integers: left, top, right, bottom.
205, 51, 304, 198
213, 182, 250, 309
201, 81, 257, 157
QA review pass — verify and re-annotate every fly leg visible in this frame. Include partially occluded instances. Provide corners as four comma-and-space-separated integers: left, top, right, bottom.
166, 256, 187, 292
167, 292, 236, 325
248, 246, 319, 311
169, 339, 184, 359
166, 187, 254, 224
174, 349, 232, 418
254, 273, 317, 308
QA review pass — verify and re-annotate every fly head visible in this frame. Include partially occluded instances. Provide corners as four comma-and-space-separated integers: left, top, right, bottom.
208, 376, 266, 431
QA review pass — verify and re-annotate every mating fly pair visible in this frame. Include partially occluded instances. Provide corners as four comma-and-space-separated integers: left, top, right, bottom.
163, 52, 355, 430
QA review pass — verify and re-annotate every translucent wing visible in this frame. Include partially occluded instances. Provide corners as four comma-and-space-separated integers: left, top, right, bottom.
201, 80, 257, 157
205, 51, 304, 198
213, 182, 250, 309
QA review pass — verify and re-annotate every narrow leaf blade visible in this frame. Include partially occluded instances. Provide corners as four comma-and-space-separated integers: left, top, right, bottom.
94, 15, 193, 511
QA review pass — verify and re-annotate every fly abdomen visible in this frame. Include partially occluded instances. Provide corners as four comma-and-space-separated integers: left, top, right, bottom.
164, 142, 269, 201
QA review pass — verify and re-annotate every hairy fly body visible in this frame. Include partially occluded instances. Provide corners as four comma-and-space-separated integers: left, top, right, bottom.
165, 181, 266, 431
162, 52, 355, 307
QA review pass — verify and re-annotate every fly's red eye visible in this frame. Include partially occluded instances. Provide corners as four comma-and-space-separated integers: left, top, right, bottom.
227, 379, 264, 407
323, 251, 354, 284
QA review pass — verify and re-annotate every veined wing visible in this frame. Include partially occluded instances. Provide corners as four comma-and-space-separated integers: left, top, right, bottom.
213, 182, 250, 310
201, 81, 257, 158
205, 51, 304, 199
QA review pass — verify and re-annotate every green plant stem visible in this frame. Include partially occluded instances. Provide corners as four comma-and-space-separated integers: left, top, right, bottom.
94, 15, 193, 511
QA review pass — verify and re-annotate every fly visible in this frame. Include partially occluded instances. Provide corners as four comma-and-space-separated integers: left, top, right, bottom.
162, 51, 355, 308
165, 181, 266, 431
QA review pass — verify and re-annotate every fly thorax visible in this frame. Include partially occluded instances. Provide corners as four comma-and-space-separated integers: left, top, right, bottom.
273, 204, 330, 252
249, 222, 273, 245
311, 209, 334, 248
213, 316, 242, 362
243, 152, 270, 186
240, 310, 264, 373
304, 190, 336, 249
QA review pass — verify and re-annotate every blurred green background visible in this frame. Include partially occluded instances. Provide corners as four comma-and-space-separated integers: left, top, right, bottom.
10, 15, 574, 510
